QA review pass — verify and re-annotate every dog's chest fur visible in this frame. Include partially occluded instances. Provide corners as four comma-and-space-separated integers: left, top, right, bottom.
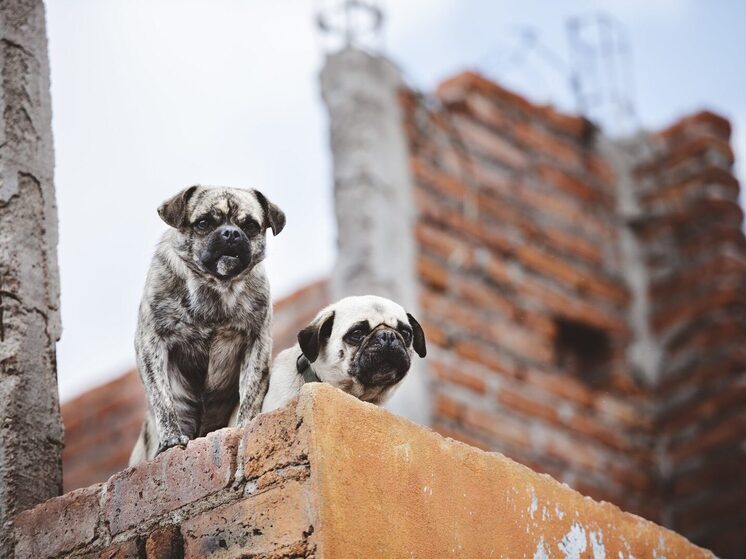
142, 244, 269, 434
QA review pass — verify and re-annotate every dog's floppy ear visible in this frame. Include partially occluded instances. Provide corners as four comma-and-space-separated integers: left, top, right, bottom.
407, 312, 427, 358
298, 311, 335, 363
158, 186, 199, 229
254, 190, 286, 236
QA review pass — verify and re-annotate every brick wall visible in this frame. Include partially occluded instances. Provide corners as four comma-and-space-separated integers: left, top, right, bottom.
401, 71, 652, 511
10, 384, 715, 558
61, 280, 330, 493
400, 71, 745, 558
632, 112, 746, 555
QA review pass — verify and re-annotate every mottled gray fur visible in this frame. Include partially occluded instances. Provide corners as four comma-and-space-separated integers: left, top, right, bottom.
130, 185, 285, 464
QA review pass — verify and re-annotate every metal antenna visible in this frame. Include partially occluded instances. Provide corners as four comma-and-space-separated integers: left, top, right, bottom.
567, 13, 639, 136
315, 0, 385, 54
475, 26, 575, 110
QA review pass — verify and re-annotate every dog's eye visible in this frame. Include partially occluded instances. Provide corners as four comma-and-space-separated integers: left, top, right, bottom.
241, 219, 260, 236
400, 328, 412, 344
195, 219, 210, 232
345, 328, 366, 345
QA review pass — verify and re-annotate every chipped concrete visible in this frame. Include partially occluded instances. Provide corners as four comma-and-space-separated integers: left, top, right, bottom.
559, 522, 588, 559
301, 383, 716, 558
8, 383, 716, 558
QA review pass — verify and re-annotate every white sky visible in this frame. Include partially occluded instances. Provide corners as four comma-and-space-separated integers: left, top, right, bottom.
46, 0, 746, 401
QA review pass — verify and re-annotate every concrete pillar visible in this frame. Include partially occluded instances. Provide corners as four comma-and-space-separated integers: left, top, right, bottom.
320, 47, 430, 425
599, 137, 662, 386
0, 0, 62, 552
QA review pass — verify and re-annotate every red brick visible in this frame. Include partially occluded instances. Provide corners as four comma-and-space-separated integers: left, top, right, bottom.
242, 403, 308, 480
541, 431, 608, 472
637, 135, 734, 176
536, 164, 607, 205
660, 383, 746, 433
72, 541, 141, 559
658, 110, 731, 143
431, 360, 487, 394
672, 450, 746, 497
673, 484, 746, 535
566, 412, 634, 453
458, 91, 511, 131
145, 525, 182, 559
642, 166, 739, 207
542, 223, 604, 266
415, 222, 474, 267
421, 290, 554, 365
453, 115, 529, 169
522, 368, 596, 408
417, 254, 450, 292
668, 410, 746, 462
652, 285, 746, 333
496, 385, 558, 423
433, 423, 493, 451
96, 540, 140, 559
437, 71, 588, 139
181, 480, 312, 558
434, 393, 466, 422
411, 157, 470, 201
453, 338, 521, 378
418, 317, 449, 348
103, 428, 241, 535
516, 275, 628, 334
516, 243, 628, 306
515, 122, 583, 168
650, 254, 746, 300
13, 483, 102, 559
419, 191, 621, 310
461, 406, 534, 451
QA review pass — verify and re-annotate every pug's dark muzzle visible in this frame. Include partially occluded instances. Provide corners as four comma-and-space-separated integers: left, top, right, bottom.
199, 225, 253, 279
351, 327, 411, 387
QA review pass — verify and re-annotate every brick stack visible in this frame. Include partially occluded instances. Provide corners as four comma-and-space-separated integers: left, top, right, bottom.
401, 71, 650, 509
14, 407, 314, 559
633, 111, 746, 555
400, 71, 744, 558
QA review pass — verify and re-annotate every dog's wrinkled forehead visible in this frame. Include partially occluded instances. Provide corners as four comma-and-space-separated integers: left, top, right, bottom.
188, 187, 263, 224
331, 295, 408, 333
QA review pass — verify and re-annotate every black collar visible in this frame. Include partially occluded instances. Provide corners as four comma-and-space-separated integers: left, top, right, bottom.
296, 354, 320, 384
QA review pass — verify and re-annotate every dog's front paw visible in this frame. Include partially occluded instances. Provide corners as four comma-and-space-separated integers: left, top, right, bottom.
155, 434, 190, 456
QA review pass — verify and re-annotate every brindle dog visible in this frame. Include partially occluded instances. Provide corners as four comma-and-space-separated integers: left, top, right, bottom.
130, 185, 284, 464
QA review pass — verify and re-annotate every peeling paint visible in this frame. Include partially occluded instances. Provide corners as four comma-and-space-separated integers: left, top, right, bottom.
652, 534, 667, 559
559, 522, 588, 559
529, 491, 538, 519
533, 537, 550, 559
590, 530, 606, 559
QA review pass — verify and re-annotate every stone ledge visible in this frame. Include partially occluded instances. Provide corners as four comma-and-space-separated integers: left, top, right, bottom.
10, 383, 715, 558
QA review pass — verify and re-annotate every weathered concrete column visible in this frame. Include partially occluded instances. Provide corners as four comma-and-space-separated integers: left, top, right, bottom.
320, 47, 430, 425
0, 0, 62, 552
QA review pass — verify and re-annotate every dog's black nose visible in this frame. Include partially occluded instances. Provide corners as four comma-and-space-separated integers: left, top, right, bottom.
219, 226, 242, 243
377, 329, 397, 345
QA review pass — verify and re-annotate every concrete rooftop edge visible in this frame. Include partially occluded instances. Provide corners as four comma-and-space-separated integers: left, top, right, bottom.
11, 383, 716, 558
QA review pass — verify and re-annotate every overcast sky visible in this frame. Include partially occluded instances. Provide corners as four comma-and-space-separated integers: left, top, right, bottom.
46, 0, 746, 401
